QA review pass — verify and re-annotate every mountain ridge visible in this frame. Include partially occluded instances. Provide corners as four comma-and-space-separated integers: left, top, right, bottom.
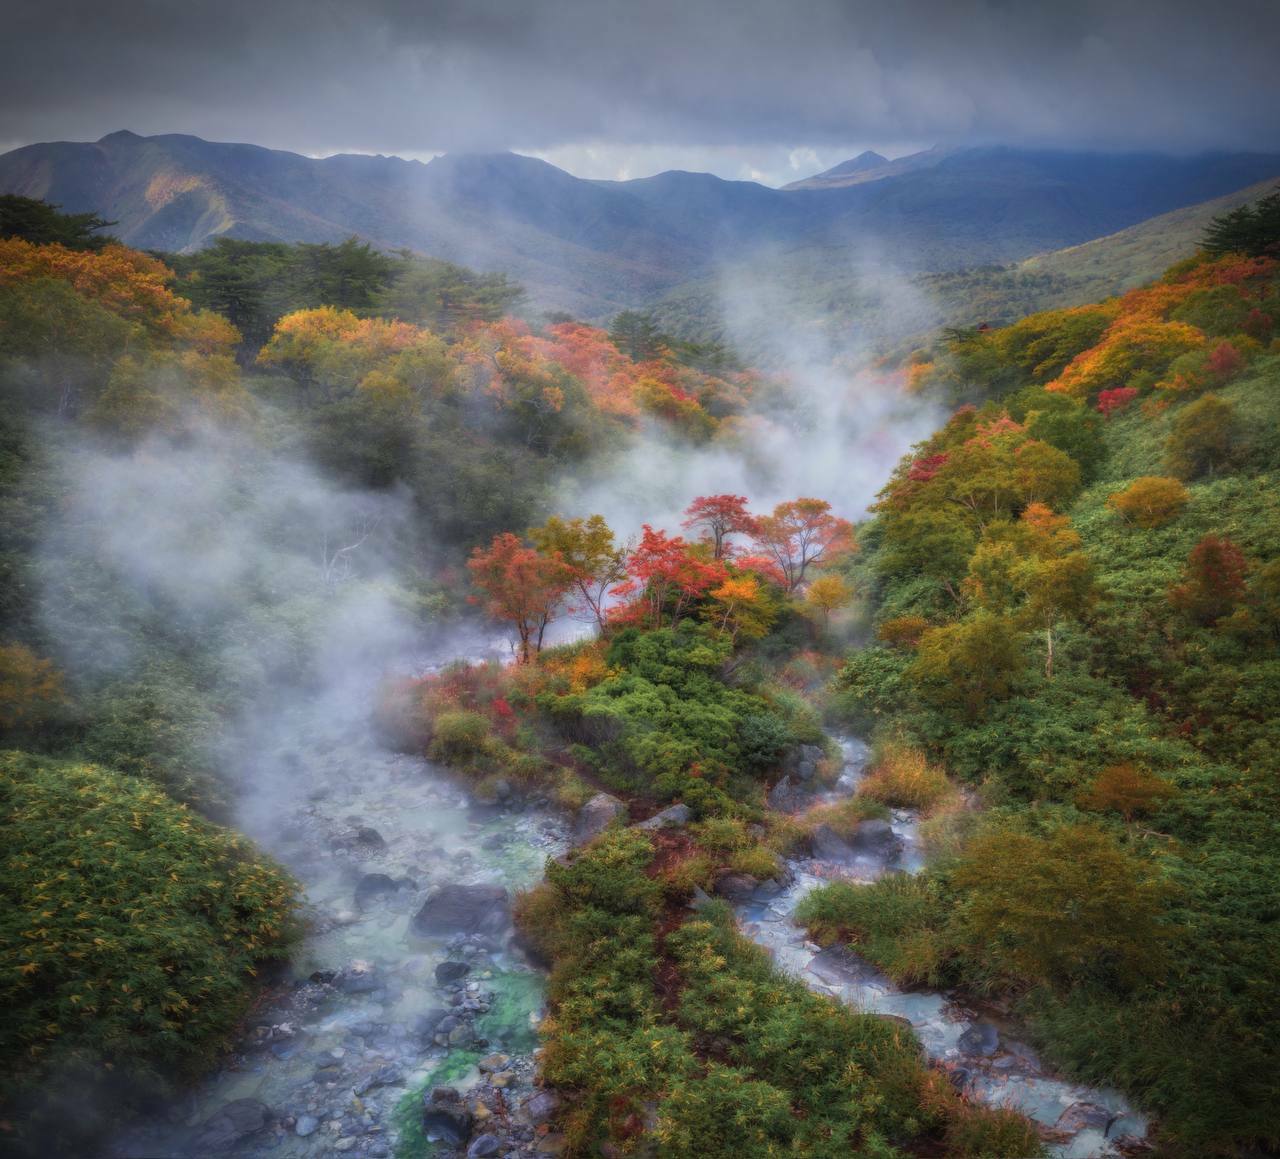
3, 131, 1279, 317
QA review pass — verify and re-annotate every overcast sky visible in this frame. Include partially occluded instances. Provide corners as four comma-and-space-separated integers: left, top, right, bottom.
3, 0, 1278, 185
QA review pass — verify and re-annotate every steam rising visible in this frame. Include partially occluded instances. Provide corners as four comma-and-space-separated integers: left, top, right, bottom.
561, 255, 941, 534
35, 421, 439, 833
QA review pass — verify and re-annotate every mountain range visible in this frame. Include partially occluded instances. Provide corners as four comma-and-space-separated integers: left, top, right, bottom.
2, 130, 1278, 319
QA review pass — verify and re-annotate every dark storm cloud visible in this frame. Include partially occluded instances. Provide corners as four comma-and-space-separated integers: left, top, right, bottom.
2, 0, 1277, 159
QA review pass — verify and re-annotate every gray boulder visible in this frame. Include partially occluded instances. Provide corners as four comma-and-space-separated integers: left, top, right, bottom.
712, 872, 759, 902
1056, 1102, 1115, 1133
767, 775, 808, 813
636, 803, 692, 831
808, 823, 856, 862
411, 884, 511, 937
354, 872, 402, 909
573, 792, 627, 844
794, 744, 825, 782
524, 1089, 561, 1125
468, 1135, 502, 1157
851, 818, 904, 857
958, 1021, 1000, 1057
435, 960, 471, 984
337, 961, 379, 994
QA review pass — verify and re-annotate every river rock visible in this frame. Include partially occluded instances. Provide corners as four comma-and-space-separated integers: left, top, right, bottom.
712, 871, 760, 901
524, 1089, 560, 1125
436, 959, 471, 984
808, 823, 856, 861
294, 1114, 320, 1137
355, 826, 387, 849
767, 775, 808, 813
636, 803, 692, 830
354, 872, 402, 909
807, 944, 882, 987
1056, 1102, 1114, 1133
573, 792, 627, 844
794, 744, 825, 781
357, 1065, 403, 1094
468, 1133, 502, 1157
422, 1087, 472, 1145
958, 1021, 1000, 1057
194, 1099, 270, 1152
337, 960, 379, 993
850, 819, 904, 857
411, 884, 511, 937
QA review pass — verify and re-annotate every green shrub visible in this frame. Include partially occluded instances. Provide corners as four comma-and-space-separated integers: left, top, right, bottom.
796, 875, 956, 988
859, 741, 955, 812
0, 751, 297, 1150
427, 709, 493, 763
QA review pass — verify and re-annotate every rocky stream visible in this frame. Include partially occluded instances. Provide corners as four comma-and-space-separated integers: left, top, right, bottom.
109, 641, 1148, 1159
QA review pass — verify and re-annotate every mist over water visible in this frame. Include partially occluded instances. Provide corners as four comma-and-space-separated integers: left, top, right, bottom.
18, 241, 945, 1155
26, 420, 567, 1156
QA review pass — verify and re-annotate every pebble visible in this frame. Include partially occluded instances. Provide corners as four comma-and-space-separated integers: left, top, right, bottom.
295, 1115, 320, 1137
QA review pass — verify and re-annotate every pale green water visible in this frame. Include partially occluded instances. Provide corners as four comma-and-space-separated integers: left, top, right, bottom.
110, 641, 568, 1158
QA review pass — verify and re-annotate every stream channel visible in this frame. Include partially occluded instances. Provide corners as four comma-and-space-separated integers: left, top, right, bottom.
735, 735, 1150, 1159
111, 638, 1149, 1159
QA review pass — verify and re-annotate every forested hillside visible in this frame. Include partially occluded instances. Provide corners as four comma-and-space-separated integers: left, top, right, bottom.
2, 190, 1279, 1158
801, 214, 1280, 1153
0, 206, 771, 1153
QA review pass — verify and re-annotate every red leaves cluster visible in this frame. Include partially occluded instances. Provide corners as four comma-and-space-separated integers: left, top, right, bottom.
1096, 387, 1139, 417
467, 532, 573, 663
611, 525, 728, 630
1169, 534, 1248, 626
907, 453, 949, 482
1205, 341, 1245, 383
680, 494, 759, 559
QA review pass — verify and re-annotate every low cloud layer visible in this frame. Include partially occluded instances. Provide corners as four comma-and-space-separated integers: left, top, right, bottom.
3, 0, 1278, 174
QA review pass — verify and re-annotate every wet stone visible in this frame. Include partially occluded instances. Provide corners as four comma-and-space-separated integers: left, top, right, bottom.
712, 871, 760, 901
354, 873, 402, 909
524, 1089, 560, 1125
468, 1134, 502, 1157
295, 1115, 320, 1137
356, 1065, 403, 1094
635, 803, 692, 831
958, 1021, 1000, 1058
807, 944, 881, 986
767, 775, 808, 813
850, 818, 904, 857
1056, 1102, 1114, 1133
411, 884, 511, 937
808, 823, 856, 862
436, 960, 471, 984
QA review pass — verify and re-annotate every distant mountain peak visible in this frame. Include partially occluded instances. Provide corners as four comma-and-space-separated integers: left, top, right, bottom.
782, 146, 949, 190
823, 150, 889, 177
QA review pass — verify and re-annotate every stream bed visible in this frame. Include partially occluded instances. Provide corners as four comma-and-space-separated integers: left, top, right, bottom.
735, 736, 1149, 1159
108, 641, 1148, 1159
110, 636, 569, 1159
